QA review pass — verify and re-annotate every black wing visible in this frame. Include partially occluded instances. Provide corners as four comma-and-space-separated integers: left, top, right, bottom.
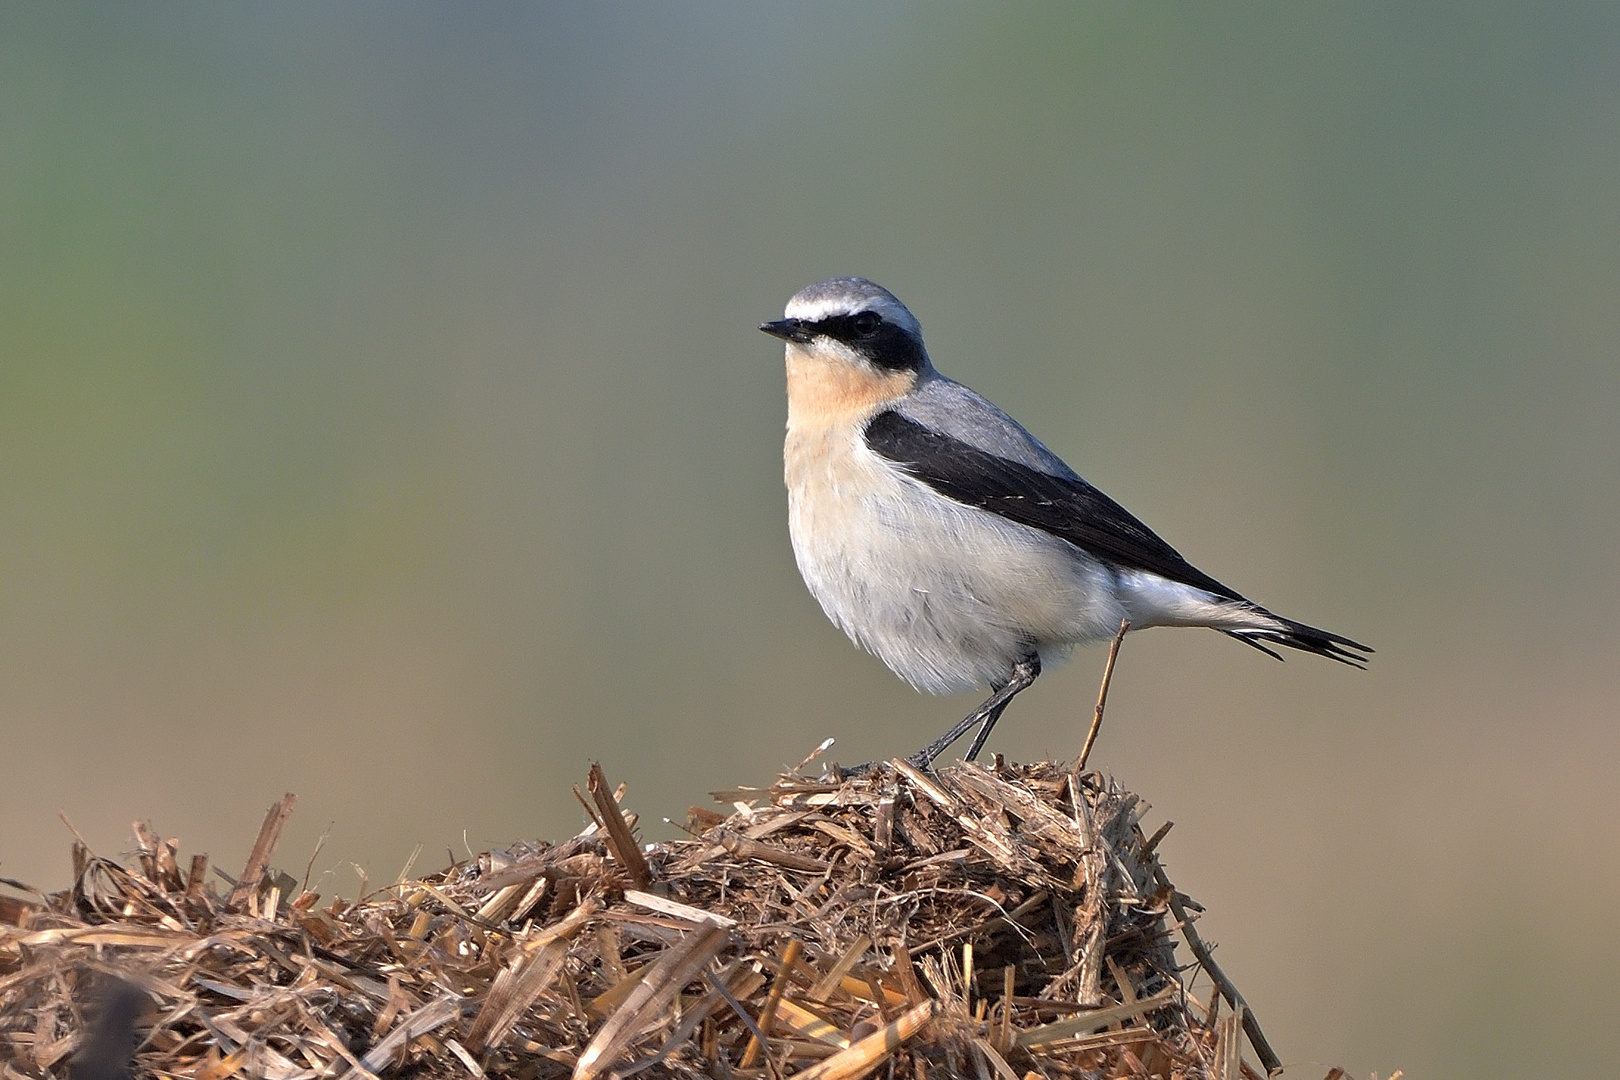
865, 410, 1246, 600
865, 410, 1373, 666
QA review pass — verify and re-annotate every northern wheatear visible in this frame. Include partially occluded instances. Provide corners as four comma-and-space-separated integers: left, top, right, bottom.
762, 277, 1369, 769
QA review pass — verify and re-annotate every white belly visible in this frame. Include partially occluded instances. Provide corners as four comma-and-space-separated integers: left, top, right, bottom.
785, 424, 1126, 693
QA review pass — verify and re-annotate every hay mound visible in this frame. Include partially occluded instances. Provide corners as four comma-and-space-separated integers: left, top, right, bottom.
0, 758, 1313, 1080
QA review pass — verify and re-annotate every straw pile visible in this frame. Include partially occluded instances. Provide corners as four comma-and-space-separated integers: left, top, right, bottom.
0, 756, 1339, 1080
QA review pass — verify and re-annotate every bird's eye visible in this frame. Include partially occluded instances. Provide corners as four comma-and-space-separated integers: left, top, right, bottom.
853, 311, 881, 337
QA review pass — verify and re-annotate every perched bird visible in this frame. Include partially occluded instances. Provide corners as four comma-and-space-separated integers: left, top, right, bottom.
761, 277, 1370, 769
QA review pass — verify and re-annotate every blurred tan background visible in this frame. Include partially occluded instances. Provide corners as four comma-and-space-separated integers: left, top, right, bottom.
4, 4, 1618, 1076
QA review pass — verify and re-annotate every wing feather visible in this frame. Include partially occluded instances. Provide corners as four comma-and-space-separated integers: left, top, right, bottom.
864, 409, 1373, 666
865, 409, 1246, 600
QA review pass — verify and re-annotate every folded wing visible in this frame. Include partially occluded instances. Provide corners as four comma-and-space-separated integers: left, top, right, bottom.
865, 409, 1372, 666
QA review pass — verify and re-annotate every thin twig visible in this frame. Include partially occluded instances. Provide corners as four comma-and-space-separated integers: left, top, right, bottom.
1139, 834, 1281, 1076
301, 823, 334, 896
1078, 620, 1129, 771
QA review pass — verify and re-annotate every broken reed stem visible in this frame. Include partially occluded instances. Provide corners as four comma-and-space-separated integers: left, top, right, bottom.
227, 792, 297, 911
573, 918, 730, 1080
587, 762, 652, 891
741, 937, 802, 1067
1078, 620, 1129, 771
790, 1001, 935, 1080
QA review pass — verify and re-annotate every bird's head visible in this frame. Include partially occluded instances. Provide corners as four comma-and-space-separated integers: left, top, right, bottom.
762, 278, 930, 375
763, 278, 932, 421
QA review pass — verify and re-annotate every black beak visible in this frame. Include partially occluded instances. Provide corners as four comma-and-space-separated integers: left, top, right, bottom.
760, 318, 815, 344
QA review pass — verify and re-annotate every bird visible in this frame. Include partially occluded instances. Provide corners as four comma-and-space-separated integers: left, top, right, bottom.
760, 277, 1370, 770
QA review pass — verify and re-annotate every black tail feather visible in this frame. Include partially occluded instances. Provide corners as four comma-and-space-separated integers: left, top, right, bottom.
1221, 617, 1373, 669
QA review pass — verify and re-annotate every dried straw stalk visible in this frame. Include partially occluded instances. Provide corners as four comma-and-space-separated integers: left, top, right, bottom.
1, 760, 1350, 1080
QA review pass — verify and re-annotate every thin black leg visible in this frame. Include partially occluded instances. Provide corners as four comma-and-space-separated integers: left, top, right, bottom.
907, 652, 1041, 770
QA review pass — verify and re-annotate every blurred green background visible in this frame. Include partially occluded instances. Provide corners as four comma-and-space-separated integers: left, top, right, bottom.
4, 4, 1618, 1075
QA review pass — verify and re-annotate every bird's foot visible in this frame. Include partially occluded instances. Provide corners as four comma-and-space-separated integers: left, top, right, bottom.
830, 753, 937, 782
903, 748, 938, 771
828, 757, 928, 781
